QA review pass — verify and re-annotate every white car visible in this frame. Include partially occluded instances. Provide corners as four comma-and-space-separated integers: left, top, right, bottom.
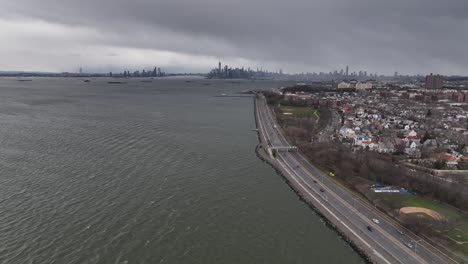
405, 243, 413, 249
372, 219, 380, 224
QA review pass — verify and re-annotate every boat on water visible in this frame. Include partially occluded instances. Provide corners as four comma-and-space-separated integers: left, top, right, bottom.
108, 81, 126, 84
84, 80, 91, 82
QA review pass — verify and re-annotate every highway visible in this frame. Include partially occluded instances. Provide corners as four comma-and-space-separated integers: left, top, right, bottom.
255, 94, 457, 264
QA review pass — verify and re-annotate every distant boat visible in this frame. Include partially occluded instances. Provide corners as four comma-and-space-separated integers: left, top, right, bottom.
84, 80, 91, 82
18, 79, 32, 82
213, 93, 230, 97
108, 81, 126, 84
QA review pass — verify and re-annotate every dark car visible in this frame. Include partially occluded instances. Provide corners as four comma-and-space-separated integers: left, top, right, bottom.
367, 226, 373, 232
313, 180, 317, 183
320, 188, 325, 192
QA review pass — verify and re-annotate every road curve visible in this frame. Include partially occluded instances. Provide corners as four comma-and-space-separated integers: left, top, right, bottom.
254, 94, 457, 264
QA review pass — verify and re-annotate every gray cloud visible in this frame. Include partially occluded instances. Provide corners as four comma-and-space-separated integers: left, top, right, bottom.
0, 0, 467, 74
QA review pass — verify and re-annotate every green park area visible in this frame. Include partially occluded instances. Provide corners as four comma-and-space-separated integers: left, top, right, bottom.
394, 194, 468, 256
405, 196, 468, 257
279, 106, 319, 119
404, 196, 467, 240
358, 188, 468, 258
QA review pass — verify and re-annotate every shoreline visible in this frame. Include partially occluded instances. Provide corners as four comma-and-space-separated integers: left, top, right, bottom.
252, 96, 372, 263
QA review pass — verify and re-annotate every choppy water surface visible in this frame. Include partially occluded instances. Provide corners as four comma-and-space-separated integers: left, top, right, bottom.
0, 77, 363, 264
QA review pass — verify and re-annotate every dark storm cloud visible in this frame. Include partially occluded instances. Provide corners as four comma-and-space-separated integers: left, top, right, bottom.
1, 0, 467, 74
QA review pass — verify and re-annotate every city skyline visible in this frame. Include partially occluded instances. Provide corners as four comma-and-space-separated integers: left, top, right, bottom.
0, 62, 454, 80
0, 0, 467, 75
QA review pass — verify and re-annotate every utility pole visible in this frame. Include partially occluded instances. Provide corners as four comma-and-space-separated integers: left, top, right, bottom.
412, 239, 421, 253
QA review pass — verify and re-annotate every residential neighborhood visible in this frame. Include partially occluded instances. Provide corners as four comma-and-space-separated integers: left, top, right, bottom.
277, 79, 468, 174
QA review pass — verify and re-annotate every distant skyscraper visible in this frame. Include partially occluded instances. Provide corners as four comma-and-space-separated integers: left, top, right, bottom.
394, 71, 398, 77
79, 67, 83, 75
425, 73, 444, 89
218, 62, 222, 75
345, 65, 349, 77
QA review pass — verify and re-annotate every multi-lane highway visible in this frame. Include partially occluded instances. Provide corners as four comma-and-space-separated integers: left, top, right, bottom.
255, 94, 457, 264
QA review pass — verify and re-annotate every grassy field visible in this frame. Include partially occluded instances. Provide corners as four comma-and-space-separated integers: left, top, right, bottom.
402, 196, 444, 212
400, 195, 468, 255
448, 227, 468, 244
361, 190, 468, 257
402, 196, 466, 224
279, 106, 318, 118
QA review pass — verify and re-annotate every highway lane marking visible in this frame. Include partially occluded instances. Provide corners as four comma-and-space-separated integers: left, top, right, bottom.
293, 152, 453, 264
256, 98, 270, 144
259, 106, 415, 263
282, 153, 427, 264
279, 156, 409, 264
288, 152, 429, 262
276, 157, 393, 264
257, 99, 408, 263
258, 96, 453, 264
260, 104, 413, 261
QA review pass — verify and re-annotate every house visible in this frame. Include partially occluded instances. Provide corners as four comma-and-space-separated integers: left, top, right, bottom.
354, 135, 378, 150
431, 153, 457, 162
408, 141, 419, 149
338, 82, 352, 89
339, 127, 356, 139
377, 141, 395, 154
356, 82, 373, 90
405, 147, 421, 158
356, 108, 365, 116
406, 130, 417, 138
359, 140, 378, 151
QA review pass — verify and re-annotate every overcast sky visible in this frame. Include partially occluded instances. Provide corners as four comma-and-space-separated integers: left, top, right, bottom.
1, 0, 467, 75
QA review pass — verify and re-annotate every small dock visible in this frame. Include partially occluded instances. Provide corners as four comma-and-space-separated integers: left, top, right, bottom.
213, 94, 254, 98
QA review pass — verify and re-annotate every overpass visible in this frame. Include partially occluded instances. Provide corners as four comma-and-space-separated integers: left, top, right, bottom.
265, 145, 298, 158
